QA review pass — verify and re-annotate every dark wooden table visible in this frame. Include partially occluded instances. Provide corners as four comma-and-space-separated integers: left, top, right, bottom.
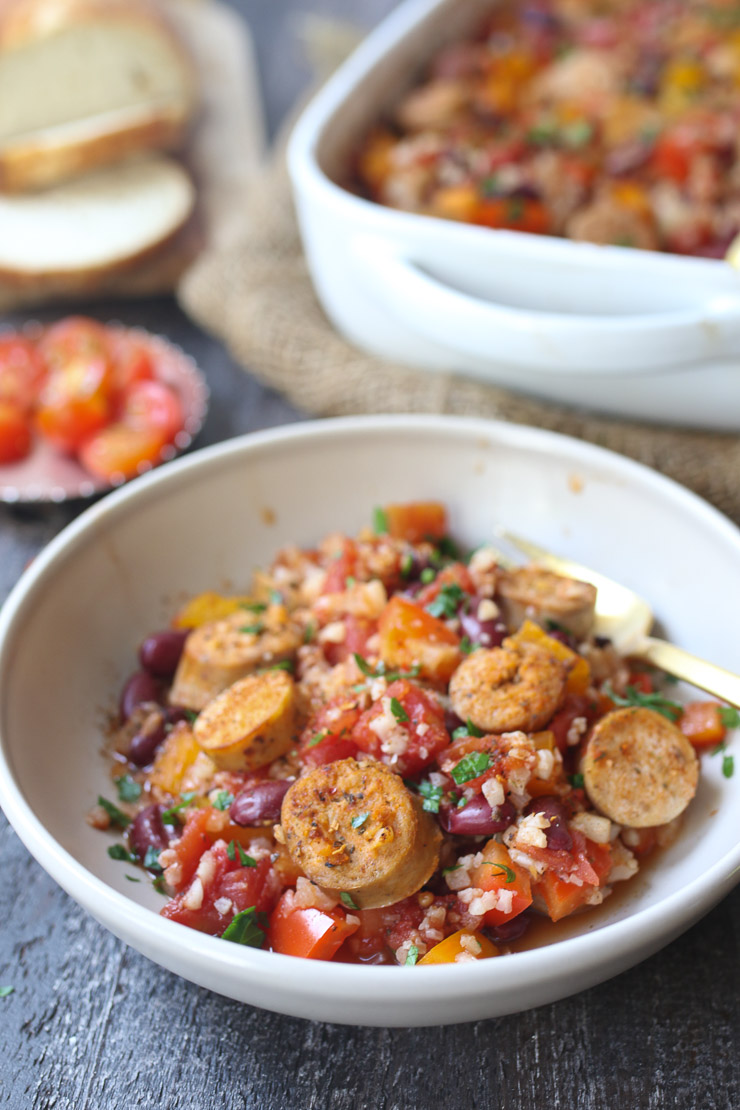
1, 3, 739, 1107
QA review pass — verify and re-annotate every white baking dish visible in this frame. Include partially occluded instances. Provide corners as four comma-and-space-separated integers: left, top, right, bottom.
288, 0, 740, 430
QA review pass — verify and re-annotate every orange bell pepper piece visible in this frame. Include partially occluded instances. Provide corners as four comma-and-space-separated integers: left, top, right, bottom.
419, 930, 498, 965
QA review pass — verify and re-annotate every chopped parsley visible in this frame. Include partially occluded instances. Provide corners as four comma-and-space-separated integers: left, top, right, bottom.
451, 719, 484, 741
115, 775, 141, 803
562, 119, 593, 148
723, 754, 735, 779
425, 582, 466, 620
450, 751, 491, 785
569, 773, 585, 789
459, 636, 475, 656
303, 621, 316, 644
239, 623, 264, 636
482, 862, 516, 884
98, 796, 131, 829
0, 986, 14, 998
417, 779, 444, 814
184, 709, 199, 723
351, 812, 369, 830
420, 567, 436, 584
719, 706, 740, 729
107, 844, 136, 863
435, 536, 461, 560
161, 791, 198, 825
340, 892, 359, 910
405, 944, 419, 966
143, 846, 163, 873
390, 697, 409, 724
442, 864, 461, 875
240, 601, 267, 613
227, 840, 256, 867
125, 875, 141, 883
352, 653, 420, 683
152, 876, 167, 895
306, 730, 328, 748
400, 553, 414, 579
345, 576, 356, 590
212, 790, 234, 811
604, 683, 683, 722
266, 659, 294, 673
221, 907, 267, 948
373, 506, 389, 535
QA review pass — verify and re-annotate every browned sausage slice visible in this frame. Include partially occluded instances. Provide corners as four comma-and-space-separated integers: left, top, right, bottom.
280, 759, 442, 910
497, 565, 597, 641
583, 707, 699, 827
193, 669, 296, 771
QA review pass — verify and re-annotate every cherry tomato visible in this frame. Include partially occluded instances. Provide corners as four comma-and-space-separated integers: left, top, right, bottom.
122, 380, 184, 444
78, 422, 168, 482
0, 334, 46, 412
38, 316, 112, 371
35, 357, 115, 452
108, 331, 155, 395
268, 892, 359, 960
0, 400, 32, 463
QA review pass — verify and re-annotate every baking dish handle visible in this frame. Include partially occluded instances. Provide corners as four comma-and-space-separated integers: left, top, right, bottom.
355, 239, 740, 375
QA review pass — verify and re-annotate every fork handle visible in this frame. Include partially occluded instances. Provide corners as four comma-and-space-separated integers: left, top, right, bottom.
635, 637, 740, 708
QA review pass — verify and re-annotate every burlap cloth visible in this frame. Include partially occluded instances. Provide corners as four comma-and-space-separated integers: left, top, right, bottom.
178, 129, 740, 528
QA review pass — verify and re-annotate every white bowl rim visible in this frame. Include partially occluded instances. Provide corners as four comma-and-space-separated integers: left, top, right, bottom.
1, 413, 739, 1013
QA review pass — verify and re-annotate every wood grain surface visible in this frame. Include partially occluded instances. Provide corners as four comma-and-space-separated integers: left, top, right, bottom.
0, 3, 738, 1108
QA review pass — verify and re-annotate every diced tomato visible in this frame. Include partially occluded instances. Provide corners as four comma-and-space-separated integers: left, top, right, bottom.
38, 316, 112, 371
378, 595, 461, 685
162, 842, 279, 936
268, 891, 359, 960
164, 808, 212, 892
122, 379, 183, 445
352, 678, 451, 775
415, 562, 475, 608
548, 694, 595, 755
78, 422, 167, 481
679, 701, 727, 749
470, 840, 532, 926
0, 334, 46, 412
531, 833, 611, 922
533, 870, 589, 922
35, 357, 115, 452
323, 614, 377, 666
298, 696, 362, 766
627, 670, 655, 695
322, 538, 359, 595
0, 400, 32, 463
341, 896, 428, 964
384, 501, 448, 543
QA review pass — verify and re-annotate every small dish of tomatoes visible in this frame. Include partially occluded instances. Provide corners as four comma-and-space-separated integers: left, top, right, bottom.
0, 316, 208, 503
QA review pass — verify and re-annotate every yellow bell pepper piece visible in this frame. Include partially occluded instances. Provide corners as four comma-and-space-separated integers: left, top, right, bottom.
509, 619, 591, 695
419, 930, 498, 965
173, 591, 255, 629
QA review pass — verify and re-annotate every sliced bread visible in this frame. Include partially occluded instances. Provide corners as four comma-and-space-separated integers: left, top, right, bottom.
0, 0, 196, 191
0, 153, 196, 285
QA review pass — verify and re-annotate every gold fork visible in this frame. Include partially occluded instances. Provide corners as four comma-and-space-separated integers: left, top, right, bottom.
499, 531, 740, 709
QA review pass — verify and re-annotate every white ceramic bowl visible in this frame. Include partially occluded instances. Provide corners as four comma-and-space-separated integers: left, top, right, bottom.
288, 0, 740, 430
1, 415, 739, 1026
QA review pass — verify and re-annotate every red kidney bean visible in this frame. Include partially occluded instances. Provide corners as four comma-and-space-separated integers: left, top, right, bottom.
485, 911, 532, 944
441, 796, 515, 836
229, 780, 292, 825
605, 139, 653, 177
128, 709, 167, 767
543, 625, 578, 651
119, 671, 162, 722
459, 599, 507, 649
166, 705, 191, 727
129, 804, 172, 862
138, 629, 189, 679
525, 795, 573, 851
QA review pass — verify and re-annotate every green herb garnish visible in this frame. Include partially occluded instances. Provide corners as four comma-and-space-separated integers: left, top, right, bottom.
425, 583, 466, 620
303, 621, 316, 644
161, 792, 198, 825
352, 653, 420, 683
267, 659, 294, 673
143, 846, 163, 873
562, 119, 593, 148
459, 636, 475, 656
239, 623, 264, 636
400, 553, 414, 579
108, 844, 136, 863
270, 590, 284, 605
351, 812, 369, 830
604, 683, 683, 722
227, 840, 256, 867
390, 697, 409, 724
212, 790, 234, 811
569, 773, 585, 788
451, 719, 485, 742
442, 864, 461, 875
723, 754, 735, 779
184, 709, 199, 723
115, 775, 141, 803
0, 986, 14, 998
153, 876, 167, 895
405, 944, 419, 966
340, 892, 359, 910
420, 567, 436, 584
98, 795, 131, 829
450, 751, 491, 785
125, 875, 141, 883
306, 730, 328, 748
417, 780, 444, 814
482, 862, 516, 883
373, 506, 389, 534
506, 196, 525, 222
719, 707, 740, 729
221, 907, 267, 948
240, 601, 267, 613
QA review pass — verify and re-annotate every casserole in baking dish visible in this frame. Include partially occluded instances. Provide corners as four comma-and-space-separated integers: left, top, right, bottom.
288, 0, 740, 429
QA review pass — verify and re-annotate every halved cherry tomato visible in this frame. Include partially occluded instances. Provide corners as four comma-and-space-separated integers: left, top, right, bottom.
268, 891, 359, 960
35, 357, 115, 452
469, 840, 533, 926
108, 331, 155, 395
0, 334, 46, 412
352, 678, 451, 775
78, 422, 168, 481
384, 501, 448, 543
0, 400, 32, 463
122, 380, 183, 444
38, 316, 112, 371
378, 595, 461, 685
679, 701, 727, 749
